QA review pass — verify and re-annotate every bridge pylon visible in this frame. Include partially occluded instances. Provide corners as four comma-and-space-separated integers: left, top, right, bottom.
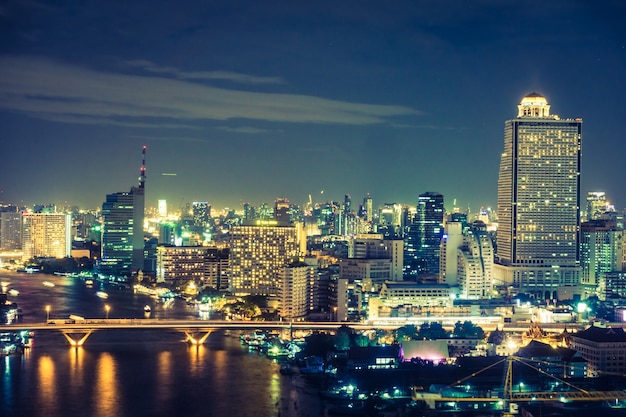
183, 330, 214, 345
62, 330, 93, 347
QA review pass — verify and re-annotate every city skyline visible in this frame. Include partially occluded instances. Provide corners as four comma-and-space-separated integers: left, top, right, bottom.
1, 1, 625, 212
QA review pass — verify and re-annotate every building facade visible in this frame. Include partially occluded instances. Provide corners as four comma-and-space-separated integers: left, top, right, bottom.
100, 147, 146, 277
495, 93, 582, 300
229, 220, 304, 296
21, 212, 71, 259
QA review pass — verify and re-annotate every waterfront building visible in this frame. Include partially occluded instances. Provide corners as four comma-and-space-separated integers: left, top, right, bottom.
229, 220, 304, 296
568, 325, 626, 377
21, 212, 72, 259
277, 261, 314, 321
100, 146, 146, 277
494, 93, 582, 300
0, 210, 22, 251
580, 219, 624, 299
156, 245, 229, 289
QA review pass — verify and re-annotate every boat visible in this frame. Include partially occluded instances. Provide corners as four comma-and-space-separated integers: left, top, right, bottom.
8, 289, 19, 296
96, 291, 108, 299
43, 281, 55, 287
143, 305, 151, 312
85, 279, 94, 286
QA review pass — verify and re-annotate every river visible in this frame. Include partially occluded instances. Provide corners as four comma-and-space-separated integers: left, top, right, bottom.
0, 271, 325, 417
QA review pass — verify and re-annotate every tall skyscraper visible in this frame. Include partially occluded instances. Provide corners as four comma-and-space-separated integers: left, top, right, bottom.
415, 192, 445, 275
100, 146, 146, 278
494, 93, 582, 300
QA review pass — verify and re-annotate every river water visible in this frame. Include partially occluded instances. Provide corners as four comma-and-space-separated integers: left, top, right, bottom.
0, 271, 325, 417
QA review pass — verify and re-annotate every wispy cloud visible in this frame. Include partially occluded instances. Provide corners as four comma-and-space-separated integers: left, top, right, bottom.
125, 59, 286, 85
216, 126, 272, 134
36, 113, 199, 129
0, 56, 419, 126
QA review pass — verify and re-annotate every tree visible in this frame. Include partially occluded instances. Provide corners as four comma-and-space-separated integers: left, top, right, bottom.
452, 321, 485, 339
395, 324, 419, 342
417, 322, 450, 340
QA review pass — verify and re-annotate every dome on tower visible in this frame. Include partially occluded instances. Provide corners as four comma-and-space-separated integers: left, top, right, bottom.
520, 92, 548, 106
517, 92, 551, 118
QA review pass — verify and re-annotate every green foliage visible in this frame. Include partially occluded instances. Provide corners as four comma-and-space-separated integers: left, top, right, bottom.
452, 321, 485, 339
416, 322, 450, 340
395, 324, 419, 342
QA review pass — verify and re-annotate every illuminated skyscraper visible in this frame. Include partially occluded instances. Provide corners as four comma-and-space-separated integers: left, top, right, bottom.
100, 147, 146, 277
494, 93, 582, 299
229, 220, 305, 296
21, 212, 71, 259
192, 202, 210, 228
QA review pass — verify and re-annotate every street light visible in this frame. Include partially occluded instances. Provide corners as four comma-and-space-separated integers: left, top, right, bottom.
45, 305, 50, 322
105, 304, 110, 320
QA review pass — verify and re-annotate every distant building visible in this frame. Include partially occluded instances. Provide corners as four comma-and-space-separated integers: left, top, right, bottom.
21, 212, 72, 259
580, 219, 624, 299
405, 192, 444, 277
494, 93, 582, 300
347, 345, 403, 370
516, 340, 586, 379
568, 325, 626, 376
457, 222, 494, 299
229, 220, 305, 296
0, 210, 22, 250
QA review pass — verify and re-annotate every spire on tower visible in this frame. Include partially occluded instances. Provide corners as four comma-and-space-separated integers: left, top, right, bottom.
139, 145, 147, 189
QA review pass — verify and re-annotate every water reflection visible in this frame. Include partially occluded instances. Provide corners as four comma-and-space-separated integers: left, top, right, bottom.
68, 347, 85, 399
37, 356, 58, 416
93, 353, 120, 417
156, 351, 172, 407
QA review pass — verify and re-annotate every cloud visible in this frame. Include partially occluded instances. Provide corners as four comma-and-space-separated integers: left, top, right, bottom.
216, 126, 271, 134
35, 113, 199, 129
125, 59, 286, 85
0, 56, 419, 126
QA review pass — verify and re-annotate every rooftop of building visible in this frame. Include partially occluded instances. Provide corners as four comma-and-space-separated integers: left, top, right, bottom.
572, 325, 626, 343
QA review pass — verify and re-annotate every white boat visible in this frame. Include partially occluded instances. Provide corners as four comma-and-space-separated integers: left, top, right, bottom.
43, 281, 55, 287
143, 305, 151, 312
85, 279, 94, 286
96, 291, 108, 299
8, 289, 19, 296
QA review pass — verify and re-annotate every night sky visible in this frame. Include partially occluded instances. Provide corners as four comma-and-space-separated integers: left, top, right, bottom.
1, 1, 625, 214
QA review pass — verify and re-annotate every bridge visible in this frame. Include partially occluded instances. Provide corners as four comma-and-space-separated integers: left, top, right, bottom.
0, 319, 402, 346
0, 318, 586, 346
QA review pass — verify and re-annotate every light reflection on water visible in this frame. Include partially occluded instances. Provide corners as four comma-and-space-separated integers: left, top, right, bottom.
1, 272, 325, 417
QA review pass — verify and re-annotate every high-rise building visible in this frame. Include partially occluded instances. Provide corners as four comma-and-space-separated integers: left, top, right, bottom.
412, 192, 444, 275
100, 146, 146, 278
229, 220, 305, 296
278, 261, 314, 321
580, 219, 624, 298
192, 202, 210, 228
21, 212, 72, 259
457, 221, 494, 299
494, 93, 582, 300
0, 208, 22, 250
274, 198, 291, 224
